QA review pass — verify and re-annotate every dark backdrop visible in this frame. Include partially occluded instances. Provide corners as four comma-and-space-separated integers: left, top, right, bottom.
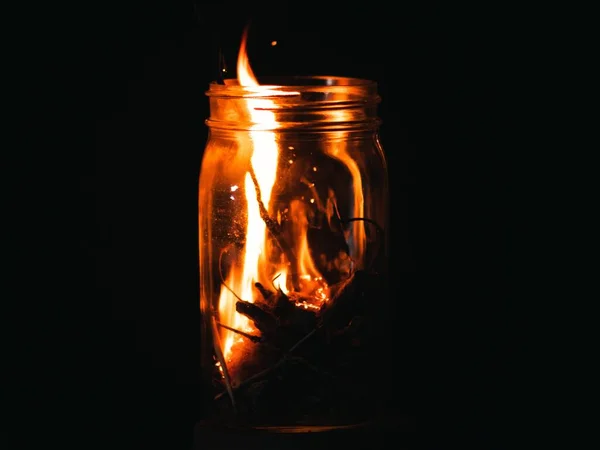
98, 1, 523, 448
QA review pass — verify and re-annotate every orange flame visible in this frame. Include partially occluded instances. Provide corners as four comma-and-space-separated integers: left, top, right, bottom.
218, 28, 280, 360
217, 29, 371, 371
326, 143, 366, 265
236, 30, 258, 86
289, 200, 328, 304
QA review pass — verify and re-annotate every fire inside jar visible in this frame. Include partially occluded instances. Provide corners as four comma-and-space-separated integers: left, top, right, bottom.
199, 29, 388, 428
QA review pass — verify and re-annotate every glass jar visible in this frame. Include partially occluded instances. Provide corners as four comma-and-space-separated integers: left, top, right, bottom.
198, 76, 389, 431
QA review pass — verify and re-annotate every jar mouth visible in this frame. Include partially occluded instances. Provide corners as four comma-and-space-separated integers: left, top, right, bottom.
206, 76, 378, 98
242, 75, 375, 87
206, 75, 380, 131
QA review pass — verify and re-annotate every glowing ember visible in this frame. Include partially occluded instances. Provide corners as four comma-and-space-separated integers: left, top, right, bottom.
215, 360, 224, 378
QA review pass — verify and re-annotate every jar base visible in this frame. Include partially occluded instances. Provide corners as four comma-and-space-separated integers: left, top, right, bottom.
195, 419, 369, 433
194, 416, 415, 448
239, 422, 369, 433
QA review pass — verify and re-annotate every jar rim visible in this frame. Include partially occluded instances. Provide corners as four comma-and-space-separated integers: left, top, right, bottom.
206, 76, 378, 98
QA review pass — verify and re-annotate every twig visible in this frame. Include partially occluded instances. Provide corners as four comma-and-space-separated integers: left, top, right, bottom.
288, 328, 318, 353
216, 321, 262, 343
271, 272, 283, 291
214, 316, 321, 401
286, 356, 334, 378
254, 282, 274, 302
341, 217, 385, 271
317, 272, 358, 327
236, 300, 278, 333
213, 271, 363, 402
330, 193, 344, 230
278, 276, 354, 356
248, 165, 300, 291
213, 266, 376, 404
341, 217, 384, 235
215, 358, 286, 401
210, 315, 237, 412
218, 245, 243, 302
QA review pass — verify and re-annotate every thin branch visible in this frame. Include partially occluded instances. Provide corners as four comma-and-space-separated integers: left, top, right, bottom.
341, 217, 384, 236
218, 245, 243, 302
271, 272, 283, 291
288, 328, 318, 353
248, 165, 300, 291
216, 321, 262, 343
210, 315, 237, 412
214, 316, 320, 401
215, 358, 286, 401
340, 217, 385, 271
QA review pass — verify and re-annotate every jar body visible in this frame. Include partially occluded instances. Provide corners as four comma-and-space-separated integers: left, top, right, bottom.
198, 78, 388, 430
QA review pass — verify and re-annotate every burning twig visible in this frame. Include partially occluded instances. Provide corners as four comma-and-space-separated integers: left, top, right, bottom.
214, 292, 323, 402
210, 315, 237, 412
275, 271, 363, 354
236, 300, 278, 334
253, 281, 274, 302
248, 165, 300, 291
216, 321, 262, 343
213, 270, 375, 403
271, 272, 283, 291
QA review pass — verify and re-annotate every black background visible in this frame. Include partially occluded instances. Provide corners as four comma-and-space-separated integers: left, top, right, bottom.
96, 1, 529, 448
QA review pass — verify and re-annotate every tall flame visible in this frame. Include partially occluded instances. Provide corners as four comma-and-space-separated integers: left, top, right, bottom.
216, 29, 367, 369
236, 30, 258, 87
218, 29, 281, 359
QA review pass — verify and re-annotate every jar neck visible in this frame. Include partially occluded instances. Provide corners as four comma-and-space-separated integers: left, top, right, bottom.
205, 76, 381, 132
